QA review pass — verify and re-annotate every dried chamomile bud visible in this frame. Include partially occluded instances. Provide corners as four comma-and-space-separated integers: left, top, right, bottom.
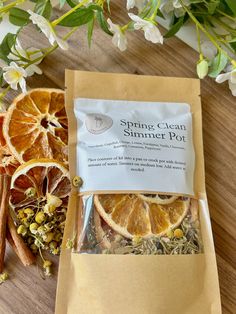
44, 204, 55, 215
72, 176, 83, 188
35, 212, 45, 224
132, 236, 142, 245
0, 272, 8, 284
49, 241, 57, 250
21, 217, 30, 227
43, 260, 52, 277
37, 225, 47, 235
17, 225, 27, 236
30, 222, 39, 234
24, 208, 34, 218
166, 230, 174, 238
24, 187, 37, 198
174, 228, 184, 238
66, 238, 75, 249
43, 232, 54, 243
50, 242, 60, 255
17, 209, 25, 220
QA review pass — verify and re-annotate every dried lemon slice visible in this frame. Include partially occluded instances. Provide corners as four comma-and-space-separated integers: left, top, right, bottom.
94, 194, 189, 239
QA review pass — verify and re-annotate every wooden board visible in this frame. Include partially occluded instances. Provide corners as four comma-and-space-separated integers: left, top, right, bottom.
0, 2, 235, 313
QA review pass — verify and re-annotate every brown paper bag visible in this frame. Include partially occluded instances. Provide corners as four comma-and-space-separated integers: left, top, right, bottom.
55, 70, 221, 314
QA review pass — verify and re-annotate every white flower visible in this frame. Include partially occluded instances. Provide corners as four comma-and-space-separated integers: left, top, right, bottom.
27, 10, 68, 50
3, 62, 27, 93
107, 18, 128, 51
160, 0, 190, 18
8, 39, 43, 76
128, 13, 163, 44
127, 0, 147, 11
216, 67, 236, 96
173, 0, 191, 9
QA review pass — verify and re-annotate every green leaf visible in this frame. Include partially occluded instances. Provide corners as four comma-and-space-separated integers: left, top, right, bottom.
87, 4, 102, 11
106, 0, 111, 13
164, 16, 185, 38
208, 52, 228, 78
58, 8, 94, 27
96, 10, 112, 36
207, 1, 220, 14
0, 70, 3, 87
9, 8, 30, 26
34, 0, 52, 19
156, 9, 164, 19
230, 42, 236, 52
66, 0, 76, 8
0, 33, 16, 62
87, 16, 94, 48
225, 0, 236, 16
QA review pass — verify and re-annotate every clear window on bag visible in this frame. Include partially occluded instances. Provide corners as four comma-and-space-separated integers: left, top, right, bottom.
75, 193, 203, 255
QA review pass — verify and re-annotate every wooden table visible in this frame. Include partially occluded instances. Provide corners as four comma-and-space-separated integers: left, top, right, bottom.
1, 2, 236, 313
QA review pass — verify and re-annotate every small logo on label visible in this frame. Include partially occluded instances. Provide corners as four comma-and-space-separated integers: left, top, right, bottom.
85, 113, 113, 135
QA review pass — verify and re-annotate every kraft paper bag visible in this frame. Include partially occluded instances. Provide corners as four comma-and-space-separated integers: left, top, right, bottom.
55, 71, 221, 314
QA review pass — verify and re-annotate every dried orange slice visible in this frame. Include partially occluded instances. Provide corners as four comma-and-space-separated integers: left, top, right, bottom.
138, 194, 178, 205
3, 89, 68, 163
94, 194, 189, 239
0, 112, 19, 175
10, 158, 70, 210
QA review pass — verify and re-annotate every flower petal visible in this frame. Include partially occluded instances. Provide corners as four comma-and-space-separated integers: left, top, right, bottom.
54, 35, 69, 50
216, 72, 231, 83
143, 25, 163, 44
229, 81, 236, 96
19, 77, 27, 93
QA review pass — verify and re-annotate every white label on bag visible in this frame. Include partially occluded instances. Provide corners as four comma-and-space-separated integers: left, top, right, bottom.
74, 98, 195, 195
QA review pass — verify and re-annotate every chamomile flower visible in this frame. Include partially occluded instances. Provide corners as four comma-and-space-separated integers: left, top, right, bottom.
160, 0, 191, 18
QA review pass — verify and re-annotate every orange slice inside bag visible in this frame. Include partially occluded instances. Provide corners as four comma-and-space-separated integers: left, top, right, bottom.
94, 194, 190, 239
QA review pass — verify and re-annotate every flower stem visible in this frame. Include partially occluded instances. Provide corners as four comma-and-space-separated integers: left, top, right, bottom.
24, 27, 79, 67
0, 0, 25, 14
196, 25, 203, 58
179, 0, 235, 63
51, 0, 89, 27
150, 0, 161, 21
216, 9, 236, 22
0, 86, 11, 100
